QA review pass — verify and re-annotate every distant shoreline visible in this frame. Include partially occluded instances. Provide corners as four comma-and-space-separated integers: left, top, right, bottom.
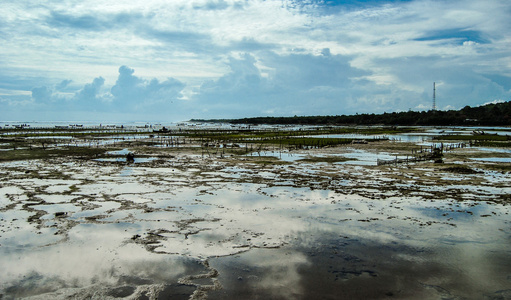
192, 100, 511, 127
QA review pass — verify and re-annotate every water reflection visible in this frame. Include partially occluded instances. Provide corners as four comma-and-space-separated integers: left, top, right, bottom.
245, 151, 306, 162
0, 222, 203, 299
209, 226, 511, 300
94, 157, 157, 163
209, 248, 309, 299
471, 157, 511, 163
1, 155, 510, 299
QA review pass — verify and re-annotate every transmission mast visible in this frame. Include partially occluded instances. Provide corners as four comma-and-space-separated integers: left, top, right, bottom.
432, 82, 436, 111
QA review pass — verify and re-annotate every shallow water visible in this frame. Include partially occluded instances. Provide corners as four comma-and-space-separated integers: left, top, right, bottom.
336, 149, 409, 166
471, 157, 511, 163
245, 150, 306, 162
1, 145, 511, 299
94, 157, 157, 163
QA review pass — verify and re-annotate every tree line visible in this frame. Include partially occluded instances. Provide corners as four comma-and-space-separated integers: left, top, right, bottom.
193, 101, 511, 126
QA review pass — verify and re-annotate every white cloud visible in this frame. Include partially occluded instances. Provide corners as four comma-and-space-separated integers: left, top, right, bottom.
31, 86, 53, 103
442, 105, 457, 111
0, 0, 510, 121
109, 66, 185, 109
482, 99, 505, 106
76, 77, 105, 101
463, 41, 478, 47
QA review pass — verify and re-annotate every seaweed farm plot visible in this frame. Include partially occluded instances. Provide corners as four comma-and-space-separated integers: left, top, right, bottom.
0, 125, 510, 299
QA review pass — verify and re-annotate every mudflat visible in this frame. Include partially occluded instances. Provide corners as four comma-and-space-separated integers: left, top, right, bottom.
1, 127, 510, 299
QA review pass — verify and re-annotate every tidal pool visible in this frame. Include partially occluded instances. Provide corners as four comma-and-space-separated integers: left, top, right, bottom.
0, 148, 510, 299
94, 157, 158, 163
471, 157, 511, 163
245, 151, 306, 162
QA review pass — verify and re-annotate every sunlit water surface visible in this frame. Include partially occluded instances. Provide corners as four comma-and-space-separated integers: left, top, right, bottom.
0, 127, 510, 299
1, 170, 510, 299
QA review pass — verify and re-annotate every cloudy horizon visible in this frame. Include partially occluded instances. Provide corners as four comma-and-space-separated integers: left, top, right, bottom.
1, 0, 510, 122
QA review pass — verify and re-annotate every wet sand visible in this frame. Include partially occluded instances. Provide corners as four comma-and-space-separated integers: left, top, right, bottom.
0, 141, 510, 299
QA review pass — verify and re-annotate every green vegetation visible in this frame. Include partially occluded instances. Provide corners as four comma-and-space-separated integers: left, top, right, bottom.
434, 134, 509, 141
471, 141, 511, 147
0, 127, 140, 138
197, 100, 511, 126
486, 164, 511, 172
245, 156, 290, 165
169, 126, 402, 149
0, 146, 107, 161
433, 133, 511, 147
66, 184, 80, 194
260, 137, 353, 148
179, 126, 416, 138
442, 166, 481, 174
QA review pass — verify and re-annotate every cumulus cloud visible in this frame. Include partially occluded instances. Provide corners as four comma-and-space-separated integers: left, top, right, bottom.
264, 50, 365, 90
110, 66, 185, 112
56, 79, 72, 91
31, 86, 53, 102
199, 54, 263, 96
194, 50, 371, 117
482, 99, 505, 106
1, 0, 510, 121
74, 76, 105, 108
30, 77, 104, 105
23, 66, 188, 118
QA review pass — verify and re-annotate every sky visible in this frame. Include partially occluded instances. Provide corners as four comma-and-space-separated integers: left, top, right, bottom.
1, 0, 510, 122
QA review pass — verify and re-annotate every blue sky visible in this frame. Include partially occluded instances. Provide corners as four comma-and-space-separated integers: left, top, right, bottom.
1, 0, 510, 122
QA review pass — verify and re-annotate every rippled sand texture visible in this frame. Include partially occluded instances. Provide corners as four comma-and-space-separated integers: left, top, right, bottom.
1, 146, 510, 299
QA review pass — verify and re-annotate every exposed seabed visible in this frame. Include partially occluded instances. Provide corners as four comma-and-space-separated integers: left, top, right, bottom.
0, 142, 510, 299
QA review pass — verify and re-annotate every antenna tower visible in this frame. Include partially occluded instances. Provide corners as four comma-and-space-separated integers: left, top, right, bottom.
432, 82, 436, 111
